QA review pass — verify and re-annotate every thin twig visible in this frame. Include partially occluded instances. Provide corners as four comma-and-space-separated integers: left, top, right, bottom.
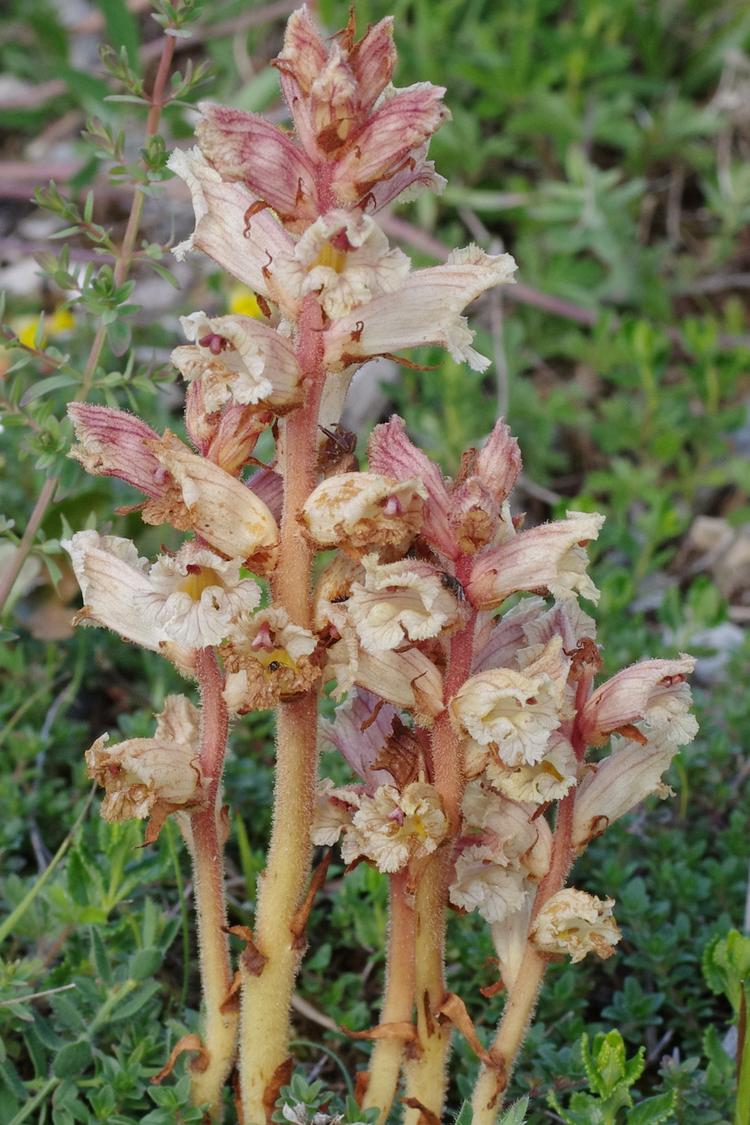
0, 30, 177, 618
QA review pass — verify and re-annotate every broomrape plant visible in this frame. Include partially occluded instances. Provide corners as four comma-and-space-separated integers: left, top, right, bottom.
61, 7, 698, 1124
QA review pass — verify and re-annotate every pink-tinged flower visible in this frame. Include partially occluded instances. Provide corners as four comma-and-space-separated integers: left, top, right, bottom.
222, 606, 319, 713
325, 246, 516, 373
301, 471, 426, 557
173, 312, 303, 413
472, 598, 548, 674
267, 209, 410, 320
467, 511, 605, 609
320, 688, 398, 792
579, 655, 697, 748
274, 7, 445, 210
572, 733, 681, 849
86, 695, 205, 842
451, 638, 569, 767
491, 896, 533, 990
63, 531, 262, 656
68, 403, 165, 498
368, 415, 520, 561
199, 403, 274, 478
325, 628, 443, 726
168, 147, 294, 290
475, 419, 522, 505
530, 889, 621, 963
461, 781, 552, 880
347, 554, 461, 653
341, 781, 447, 873
330, 82, 449, 205
521, 598, 597, 658
195, 104, 320, 228
149, 435, 279, 570
311, 779, 359, 846
368, 416, 455, 559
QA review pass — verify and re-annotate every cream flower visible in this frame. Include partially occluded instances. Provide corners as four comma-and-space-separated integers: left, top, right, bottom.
268, 209, 410, 320
301, 472, 426, 556
449, 845, 528, 924
347, 554, 461, 653
221, 606, 320, 712
311, 779, 359, 846
172, 312, 302, 413
64, 531, 262, 655
325, 245, 516, 372
451, 639, 569, 767
461, 780, 552, 879
85, 695, 204, 841
341, 782, 447, 872
168, 147, 294, 291
530, 889, 621, 963
486, 733, 578, 805
149, 436, 279, 569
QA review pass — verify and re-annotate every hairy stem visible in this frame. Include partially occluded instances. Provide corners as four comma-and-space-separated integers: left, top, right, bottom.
363, 871, 416, 1123
0, 31, 176, 616
187, 648, 237, 1121
403, 582, 477, 1125
239, 302, 325, 1123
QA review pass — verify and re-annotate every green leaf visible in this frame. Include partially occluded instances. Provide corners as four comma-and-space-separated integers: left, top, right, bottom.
52, 1039, 93, 1078
20, 373, 79, 407
627, 1090, 676, 1123
66, 848, 90, 907
129, 947, 163, 981
106, 318, 132, 358
110, 981, 160, 1020
499, 1098, 529, 1124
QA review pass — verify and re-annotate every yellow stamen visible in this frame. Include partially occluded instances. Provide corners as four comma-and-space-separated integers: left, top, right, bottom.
257, 648, 296, 672
313, 243, 347, 273
179, 567, 224, 600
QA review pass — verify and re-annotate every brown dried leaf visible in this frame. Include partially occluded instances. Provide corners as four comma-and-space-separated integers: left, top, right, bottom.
342, 1020, 417, 1042
401, 1097, 440, 1125
151, 1033, 208, 1083
263, 1057, 293, 1123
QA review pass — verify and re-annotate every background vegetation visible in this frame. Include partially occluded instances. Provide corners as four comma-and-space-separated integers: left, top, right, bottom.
1, 0, 749, 1120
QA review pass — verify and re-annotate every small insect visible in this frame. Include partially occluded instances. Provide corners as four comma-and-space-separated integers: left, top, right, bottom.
440, 571, 466, 601
317, 423, 358, 475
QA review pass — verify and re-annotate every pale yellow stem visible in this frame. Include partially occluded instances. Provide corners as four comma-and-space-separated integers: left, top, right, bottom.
470, 947, 546, 1125
239, 305, 325, 1123
363, 871, 416, 1123
402, 856, 453, 1125
188, 813, 239, 1118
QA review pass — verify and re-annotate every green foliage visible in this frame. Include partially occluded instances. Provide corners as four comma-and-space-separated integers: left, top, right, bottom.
1, 0, 749, 1121
548, 1031, 676, 1123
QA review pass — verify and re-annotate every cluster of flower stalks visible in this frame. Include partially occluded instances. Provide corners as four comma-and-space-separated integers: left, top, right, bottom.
62, 8, 698, 1125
